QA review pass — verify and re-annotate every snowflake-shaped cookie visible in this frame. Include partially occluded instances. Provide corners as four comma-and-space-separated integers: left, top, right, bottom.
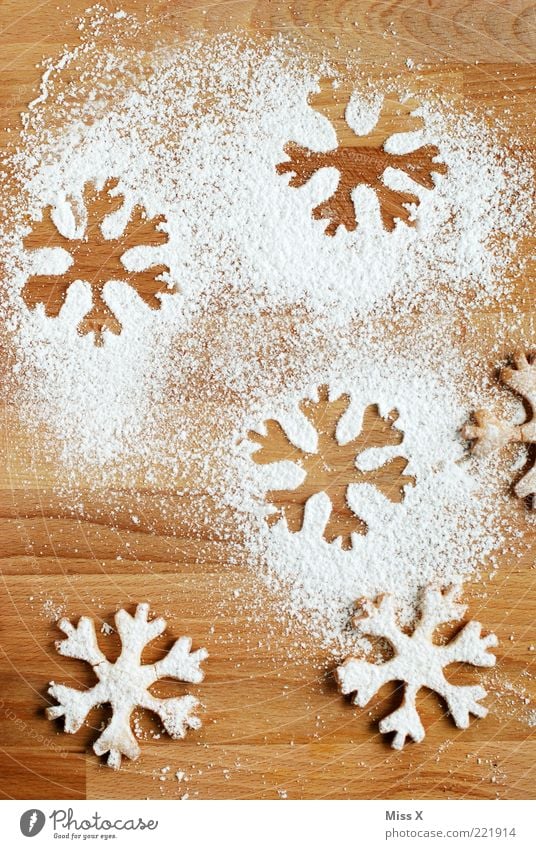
336, 587, 497, 749
47, 603, 207, 768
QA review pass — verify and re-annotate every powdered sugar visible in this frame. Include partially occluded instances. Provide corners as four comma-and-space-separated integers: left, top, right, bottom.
223, 343, 506, 649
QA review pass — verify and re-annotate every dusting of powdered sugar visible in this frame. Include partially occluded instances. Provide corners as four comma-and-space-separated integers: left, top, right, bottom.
0, 13, 533, 650
220, 341, 509, 651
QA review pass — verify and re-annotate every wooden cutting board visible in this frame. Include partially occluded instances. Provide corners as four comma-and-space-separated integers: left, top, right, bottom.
0, 0, 534, 800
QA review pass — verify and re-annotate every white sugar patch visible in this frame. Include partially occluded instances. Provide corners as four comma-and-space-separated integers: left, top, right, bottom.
223, 348, 505, 650
0, 19, 532, 649
1, 33, 530, 478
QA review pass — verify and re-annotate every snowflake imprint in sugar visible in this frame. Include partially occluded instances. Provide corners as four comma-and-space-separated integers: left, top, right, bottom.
277, 80, 447, 235
23, 178, 172, 345
249, 385, 415, 549
47, 604, 207, 769
337, 586, 497, 749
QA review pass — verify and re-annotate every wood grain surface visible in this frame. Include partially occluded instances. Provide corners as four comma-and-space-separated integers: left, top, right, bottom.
0, 0, 534, 800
